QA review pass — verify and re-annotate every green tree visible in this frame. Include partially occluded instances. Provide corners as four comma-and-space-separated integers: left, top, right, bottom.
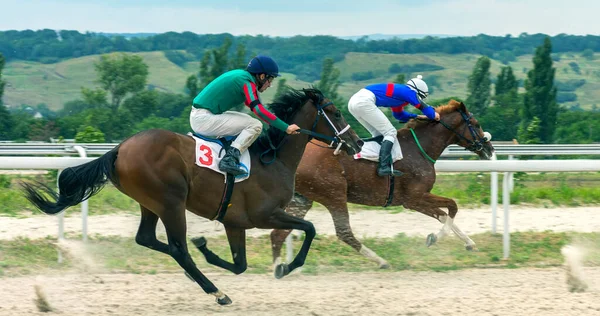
316, 58, 343, 105
0, 53, 5, 103
187, 38, 247, 98
94, 53, 149, 113
519, 37, 558, 144
231, 43, 247, 69
274, 78, 288, 100
75, 125, 106, 143
185, 75, 199, 100
28, 119, 60, 141
495, 66, 518, 96
480, 65, 522, 141
465, 56, 491, 117
394, 73, 406, 83
520, 116, 542, 144
0, 54, 12, 140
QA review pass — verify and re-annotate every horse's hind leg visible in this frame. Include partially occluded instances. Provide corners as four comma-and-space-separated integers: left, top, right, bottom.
135, 204, 169, 255
322, 199, 389, 269
192, 226, 247, 275
263, 208, 316, 279
270, 193, 313, 266
160, 206, 232, 305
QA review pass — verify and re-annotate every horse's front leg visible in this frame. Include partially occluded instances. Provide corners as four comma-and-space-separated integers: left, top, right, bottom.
270, 193, 313, 268
262, 208, 316, 279
192, 226, 247, 275
411, 193, 477, 251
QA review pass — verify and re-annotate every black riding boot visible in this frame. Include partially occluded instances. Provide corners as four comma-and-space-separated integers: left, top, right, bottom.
218, 147, 247, 176
377, 140, 402, 177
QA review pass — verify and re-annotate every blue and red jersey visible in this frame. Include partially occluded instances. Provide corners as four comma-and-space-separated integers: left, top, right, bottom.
365, 83, 436, 122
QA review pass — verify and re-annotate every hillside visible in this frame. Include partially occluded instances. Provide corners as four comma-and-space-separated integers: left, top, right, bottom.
3, 50, 599, 111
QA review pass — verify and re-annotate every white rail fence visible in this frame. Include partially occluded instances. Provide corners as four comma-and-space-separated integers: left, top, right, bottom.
2, 143, 600, 260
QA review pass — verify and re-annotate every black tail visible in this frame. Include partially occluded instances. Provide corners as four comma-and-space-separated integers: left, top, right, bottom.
21, 147, 120, 215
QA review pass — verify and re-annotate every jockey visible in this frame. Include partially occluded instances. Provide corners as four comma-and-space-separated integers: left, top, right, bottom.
190, 55, 301, 176
348, 75, 440, 177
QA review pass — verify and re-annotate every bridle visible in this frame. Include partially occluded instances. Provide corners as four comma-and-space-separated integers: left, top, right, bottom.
259, 92, 352, 164
437, 110, 489, 152
299, 94, 351, 155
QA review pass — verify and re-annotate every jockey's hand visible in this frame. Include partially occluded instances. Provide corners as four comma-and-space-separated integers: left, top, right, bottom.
286, 124, 301, 135
417, 112, 440, 121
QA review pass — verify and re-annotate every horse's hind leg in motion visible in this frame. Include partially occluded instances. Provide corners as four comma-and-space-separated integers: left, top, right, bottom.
406, 193, 476, 251
191, 227, 247, 275
135, 204, 170, 254
270, 193, 312, 267
271, 193, 389, 269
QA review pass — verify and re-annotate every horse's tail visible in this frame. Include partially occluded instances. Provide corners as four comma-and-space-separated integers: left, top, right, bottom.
21, 146, 120, 215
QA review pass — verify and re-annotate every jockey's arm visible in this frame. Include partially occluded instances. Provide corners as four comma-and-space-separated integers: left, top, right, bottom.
391, 104, 417, 123
412, 102, 437, 120
242, 82, 289, 132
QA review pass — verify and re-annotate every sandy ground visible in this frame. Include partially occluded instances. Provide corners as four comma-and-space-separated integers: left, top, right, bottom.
2, 206, 600, 240
2, 206, 600, 316
1, 268, 600, 316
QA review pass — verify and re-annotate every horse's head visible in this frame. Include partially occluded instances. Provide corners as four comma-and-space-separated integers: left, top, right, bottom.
435, 100, 495, 160
301, 88, 362, 155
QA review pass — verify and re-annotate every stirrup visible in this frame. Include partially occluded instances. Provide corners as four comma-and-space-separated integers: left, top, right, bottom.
219, 165, 247, 176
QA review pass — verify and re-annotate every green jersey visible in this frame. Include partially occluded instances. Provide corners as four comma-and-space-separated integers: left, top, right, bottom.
193, 69, 288, 132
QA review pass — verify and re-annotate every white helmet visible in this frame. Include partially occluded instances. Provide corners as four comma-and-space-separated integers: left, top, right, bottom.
406, 75, 429, 100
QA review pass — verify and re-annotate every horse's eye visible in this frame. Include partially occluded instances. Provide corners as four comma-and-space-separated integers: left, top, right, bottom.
335, 111, 342, 119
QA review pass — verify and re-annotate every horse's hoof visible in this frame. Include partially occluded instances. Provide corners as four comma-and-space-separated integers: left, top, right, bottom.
379, 262, 391, 269
184, 272, 194, 282
466, 245, 479, 252
274, 263, 290, 279
191, 237, 207, 249
426, 233, 437, 247
216, 295, 232, 305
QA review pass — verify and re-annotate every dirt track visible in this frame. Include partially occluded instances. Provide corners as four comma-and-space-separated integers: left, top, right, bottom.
1, 268, 599, 316
2, 206, 600, 315
2, 206, 600, 240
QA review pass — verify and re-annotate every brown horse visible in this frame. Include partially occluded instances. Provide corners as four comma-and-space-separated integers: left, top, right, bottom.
270, 100, 495, 269
21, 88, 362, 305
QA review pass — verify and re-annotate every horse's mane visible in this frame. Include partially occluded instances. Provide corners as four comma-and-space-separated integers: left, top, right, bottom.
249, 87, 323, 155
403, 99, 465, 129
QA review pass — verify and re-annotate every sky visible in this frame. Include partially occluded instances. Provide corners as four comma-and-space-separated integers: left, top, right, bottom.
2, 0, 599, 37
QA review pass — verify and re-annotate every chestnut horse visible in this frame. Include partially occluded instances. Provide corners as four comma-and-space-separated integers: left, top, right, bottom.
270, 100, 495, 269
21, 88, 362, 305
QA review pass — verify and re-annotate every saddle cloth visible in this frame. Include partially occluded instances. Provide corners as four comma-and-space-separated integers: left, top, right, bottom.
353, 139, 403, 162
191, 135, 251, 183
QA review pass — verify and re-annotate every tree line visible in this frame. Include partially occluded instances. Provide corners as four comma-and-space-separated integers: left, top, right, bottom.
3, 30, 600, 81
0, 35, 597, 145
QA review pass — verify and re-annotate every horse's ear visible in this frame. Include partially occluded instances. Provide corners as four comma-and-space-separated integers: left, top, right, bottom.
459, 102, 468, 113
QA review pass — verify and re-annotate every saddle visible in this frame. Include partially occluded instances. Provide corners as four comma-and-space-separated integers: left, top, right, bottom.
189, 132, 250, 222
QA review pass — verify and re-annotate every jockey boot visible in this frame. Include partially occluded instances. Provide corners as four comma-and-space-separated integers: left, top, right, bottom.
218, 147, 247, 176
377, 140, 402, 177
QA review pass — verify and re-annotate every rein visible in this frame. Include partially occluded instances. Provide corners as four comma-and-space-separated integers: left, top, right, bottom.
259, 99, 351, 164
409, 128, 436, 164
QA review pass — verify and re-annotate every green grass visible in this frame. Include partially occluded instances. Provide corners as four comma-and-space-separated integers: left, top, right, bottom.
5, 50, 600, 111
4, 172, 600, 217
1, 232, 599, 277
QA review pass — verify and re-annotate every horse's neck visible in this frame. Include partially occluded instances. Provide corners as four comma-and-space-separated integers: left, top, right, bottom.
409, 124, 456, 161
269, 110, 313, 172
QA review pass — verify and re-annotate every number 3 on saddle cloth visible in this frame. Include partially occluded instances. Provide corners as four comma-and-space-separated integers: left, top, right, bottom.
188, 132, 252, 222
